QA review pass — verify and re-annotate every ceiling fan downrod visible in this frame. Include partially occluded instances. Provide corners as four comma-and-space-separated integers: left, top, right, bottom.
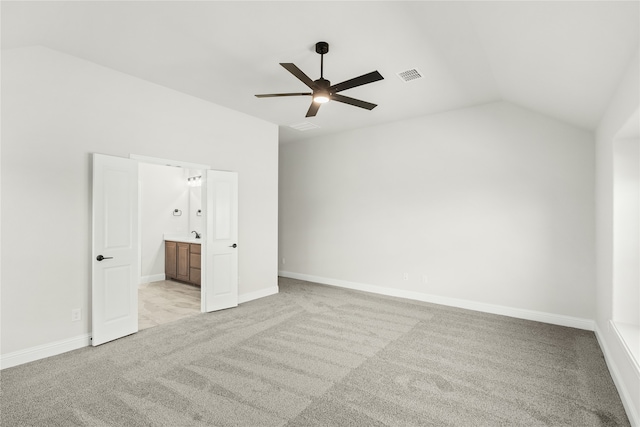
316, 41, 329, 79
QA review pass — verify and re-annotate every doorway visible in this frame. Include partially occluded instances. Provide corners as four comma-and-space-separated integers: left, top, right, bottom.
92, 153, 239, 346
138, 162, 203, 329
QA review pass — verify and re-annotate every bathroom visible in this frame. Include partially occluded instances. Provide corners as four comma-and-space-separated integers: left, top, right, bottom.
138, 162, 203, 329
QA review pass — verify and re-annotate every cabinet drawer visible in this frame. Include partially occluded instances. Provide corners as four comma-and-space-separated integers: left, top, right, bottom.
190, 244, 201, 254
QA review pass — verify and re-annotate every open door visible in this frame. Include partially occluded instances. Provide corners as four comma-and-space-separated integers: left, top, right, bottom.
202, 170, 239, 312
92, 154, 139, 346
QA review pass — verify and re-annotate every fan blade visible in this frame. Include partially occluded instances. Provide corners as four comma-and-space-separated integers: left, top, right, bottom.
280, 63, 316, 89
331, 93, 377, 110
330, 71, 384, 93
306, 101, 321, 117
255, 92, 311, 98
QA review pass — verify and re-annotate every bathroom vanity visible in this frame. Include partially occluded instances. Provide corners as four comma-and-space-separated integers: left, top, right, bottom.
165, 239, 201, 286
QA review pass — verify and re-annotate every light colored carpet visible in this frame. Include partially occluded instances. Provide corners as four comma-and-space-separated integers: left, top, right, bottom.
0, 277, 630, 426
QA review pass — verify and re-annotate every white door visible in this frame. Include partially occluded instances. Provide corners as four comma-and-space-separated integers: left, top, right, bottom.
202, 170, 239, 312
92, 154, 139, 346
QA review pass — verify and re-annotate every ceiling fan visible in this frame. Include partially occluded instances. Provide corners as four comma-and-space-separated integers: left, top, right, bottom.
255, 41, 384, 117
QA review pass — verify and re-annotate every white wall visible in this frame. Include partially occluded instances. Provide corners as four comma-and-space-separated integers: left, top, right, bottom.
280, 101, 595, 322
613, 137, 639, 326
139, 163, 190, 282
1, 46, 279, 358
188, 178, 203, 237
595, 51, 640, 425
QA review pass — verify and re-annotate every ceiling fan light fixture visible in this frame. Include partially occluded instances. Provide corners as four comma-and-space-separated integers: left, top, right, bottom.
313, 92, 330, 104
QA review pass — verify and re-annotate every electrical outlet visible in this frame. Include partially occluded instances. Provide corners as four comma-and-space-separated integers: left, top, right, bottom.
403, 272, 409, 281
282, 257, 286, 265
421, 275, 428, 284
71, 308, 81, 322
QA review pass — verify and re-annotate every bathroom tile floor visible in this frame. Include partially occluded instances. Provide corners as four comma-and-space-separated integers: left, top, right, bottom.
138, 280, 201, 330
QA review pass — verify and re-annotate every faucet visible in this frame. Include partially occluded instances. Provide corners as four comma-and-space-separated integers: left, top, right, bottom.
191, 231, 201, 239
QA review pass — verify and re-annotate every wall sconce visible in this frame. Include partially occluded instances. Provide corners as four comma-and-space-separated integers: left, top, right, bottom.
188, 176, 202, 187
173, 209, 182, 216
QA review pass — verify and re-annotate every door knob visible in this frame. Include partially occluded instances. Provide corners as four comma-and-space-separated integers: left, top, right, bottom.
96, 255, 113, 261
229, 243, 237, 248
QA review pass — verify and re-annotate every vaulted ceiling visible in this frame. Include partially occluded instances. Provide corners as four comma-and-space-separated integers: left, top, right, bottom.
2, 1, 638, 143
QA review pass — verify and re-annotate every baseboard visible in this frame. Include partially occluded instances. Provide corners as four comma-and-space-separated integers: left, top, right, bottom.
595, 324, 640, 427
1, 334, 91, 370
140, 273, 165, 285
239, 286, 279, 304
610, 321, 640, 373
1, 286, 278, 370
278, 271, 595, 331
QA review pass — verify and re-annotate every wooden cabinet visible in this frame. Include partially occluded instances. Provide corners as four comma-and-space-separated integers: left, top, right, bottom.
165, 241, 201, 286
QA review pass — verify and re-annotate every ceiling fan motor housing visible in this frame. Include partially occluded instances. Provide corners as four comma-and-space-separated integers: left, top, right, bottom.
314, 78, 331, 90
313, 77, 331, 102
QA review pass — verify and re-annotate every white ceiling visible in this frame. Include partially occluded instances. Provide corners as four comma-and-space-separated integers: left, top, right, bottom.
2, 1, 638, 143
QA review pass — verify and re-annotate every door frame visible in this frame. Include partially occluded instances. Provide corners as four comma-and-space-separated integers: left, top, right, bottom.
130, 154, 210, 171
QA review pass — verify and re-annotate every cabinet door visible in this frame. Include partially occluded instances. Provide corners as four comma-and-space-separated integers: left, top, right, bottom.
190, 267, 201, 286
165, 241, 177, 279
189, 244, 201, 286
176, 243, 190, 281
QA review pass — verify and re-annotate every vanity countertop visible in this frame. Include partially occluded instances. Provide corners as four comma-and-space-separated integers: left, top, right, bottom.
164, 234, 202, 245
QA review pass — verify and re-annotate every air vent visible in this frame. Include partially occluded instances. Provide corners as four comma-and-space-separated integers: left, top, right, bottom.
289, 122, 320, 132
396, 68, 423, 83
